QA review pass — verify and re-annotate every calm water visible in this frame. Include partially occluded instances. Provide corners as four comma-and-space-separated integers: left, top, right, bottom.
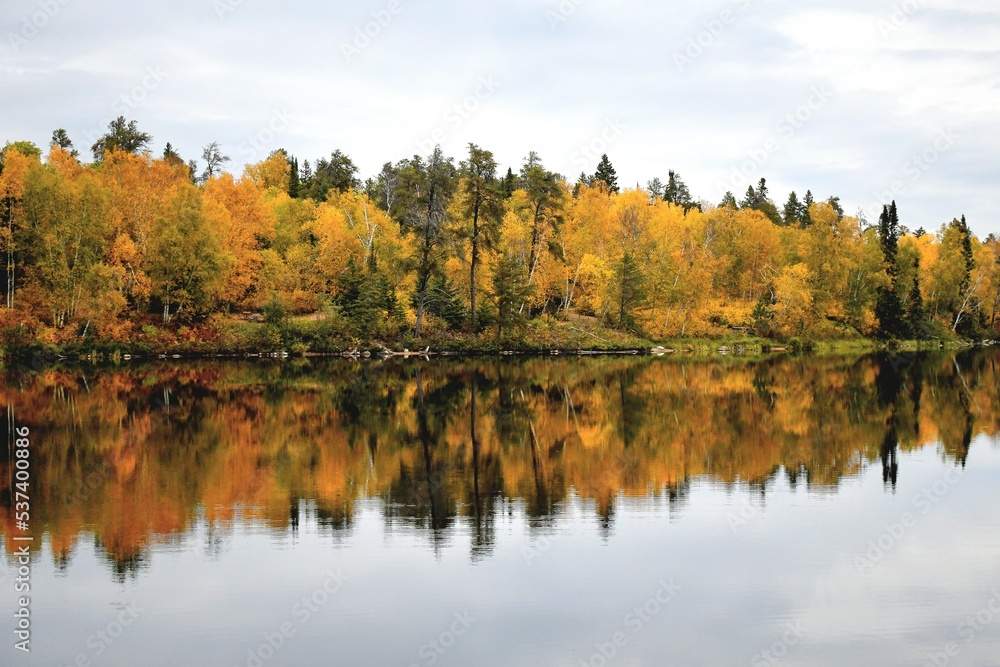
2, 351, 1000, 667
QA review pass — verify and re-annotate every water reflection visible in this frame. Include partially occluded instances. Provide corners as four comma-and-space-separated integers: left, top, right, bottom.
2, 350, 997, 575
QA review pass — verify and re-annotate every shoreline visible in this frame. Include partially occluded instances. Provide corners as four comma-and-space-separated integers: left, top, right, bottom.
2, 336, 989, 368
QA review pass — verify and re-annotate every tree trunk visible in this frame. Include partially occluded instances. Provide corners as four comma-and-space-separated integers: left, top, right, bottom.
470, 204, 480, 332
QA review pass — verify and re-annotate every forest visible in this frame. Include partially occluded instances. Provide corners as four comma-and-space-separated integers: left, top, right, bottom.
1, 117, 998, 353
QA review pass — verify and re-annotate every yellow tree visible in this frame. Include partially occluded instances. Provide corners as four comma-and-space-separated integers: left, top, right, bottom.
0, 147, 37, 308
773, 263, 814, 336
556, 184, 614, 315
308, 191, 406, 300
100, 150, 189, 312
202, 174, 277, 310
28, 148, 113, 329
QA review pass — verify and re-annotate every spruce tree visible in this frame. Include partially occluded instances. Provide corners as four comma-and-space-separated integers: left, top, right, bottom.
491, 251, 533, 338
288, 156, 300, 198
719, 191, 738, 209
593, 154, 619, 193
800, 190, 815, 227
875, 201, 907, 338
502, 167, 516, 200
614, 251, 647, 331
664, 170, 694, 211
906, 256, 926, 338
782, 192, 801, 227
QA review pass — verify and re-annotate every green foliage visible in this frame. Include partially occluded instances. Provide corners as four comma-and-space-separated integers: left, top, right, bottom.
593, 154, 619, 193
783, 191, 801, 227
613, 251, 647, 331
91, 117, 151, 161
147, 186, 222, 324
876, 202, 907, 339
419, 273, 466, 330
300, 150, 359, 201
457, 143, 504, 331
51, 129, 77, 157
263, 292, 289, 326
1, 141, 42, 164
906, 257, 927, 339
490, 251, 533, 338
751, 292, 776, 337
334, 252, 401, 338
740, 178, 782, 225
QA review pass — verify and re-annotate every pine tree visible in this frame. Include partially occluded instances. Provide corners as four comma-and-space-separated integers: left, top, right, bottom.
751, 292, 776, 337
502, 167, 516, 200
664, 170, 695, 211
782, 192, 800, 227
800, 190, 815, 227
162, 142, 183, 167
335, 255, 379, 335
827, 196, 844, 219
457, 143, 503, 332
288, 156, 300, 198
421, 272, 465, 330
491, 251, 533, 338
614, 251, 647, 331
951, 214, 978, 336
593, 154, 619, 194
875, 201, 907, 338
51, 128, 77, 157
646, 177, 664, 201
719, 191, 738, 209
906, 256, 926, 338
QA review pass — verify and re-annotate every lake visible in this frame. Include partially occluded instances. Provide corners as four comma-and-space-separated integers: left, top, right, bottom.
2, 351, 999, 666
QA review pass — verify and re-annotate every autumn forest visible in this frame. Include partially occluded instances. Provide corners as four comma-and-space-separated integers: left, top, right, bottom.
1, 119, 998, 354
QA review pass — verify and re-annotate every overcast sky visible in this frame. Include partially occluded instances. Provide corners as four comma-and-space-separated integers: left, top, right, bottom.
2, 0, 998, 235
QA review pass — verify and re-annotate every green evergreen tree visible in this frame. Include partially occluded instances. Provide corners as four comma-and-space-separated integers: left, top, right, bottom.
593, 154, 619, 193
953, 214, 978, 336
614, 251, 647, 331
906, 256, 926, 338
50, 128, 77, 157
782, 192, 801, 227
458, 143, 503, 332
420, 272, 466, 330
719, 191, 738, 209
663, 170, 696, 212
335, 255, 379, 336
301, 150, 359, 201
827, 196, 844, 219
91, 116, 152, 162
288, 155, 300, 198
162, 142, 184, 166
751, 291, 776, 337
800, 190, 815, 227
502, 167, 516, 200
646, 177, 664, 201
490, 251, 533, 338
875, 201, 907, 338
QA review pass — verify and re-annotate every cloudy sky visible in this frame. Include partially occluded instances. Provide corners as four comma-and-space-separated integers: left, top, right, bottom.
2, 0, 998, 235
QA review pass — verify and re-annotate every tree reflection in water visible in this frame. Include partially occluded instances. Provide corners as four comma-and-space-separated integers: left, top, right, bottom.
1, 350, 995, 575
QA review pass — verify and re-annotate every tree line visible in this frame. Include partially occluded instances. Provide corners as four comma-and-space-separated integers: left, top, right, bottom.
1, 117, 998, 349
